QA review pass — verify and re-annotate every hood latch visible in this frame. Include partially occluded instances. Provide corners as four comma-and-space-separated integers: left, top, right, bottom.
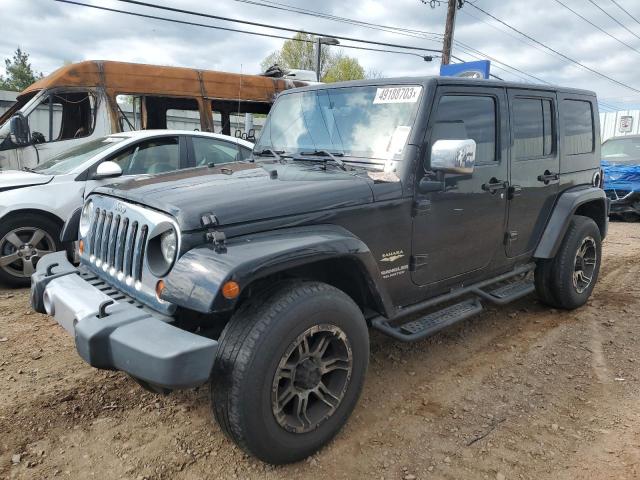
201, 213, 227, 253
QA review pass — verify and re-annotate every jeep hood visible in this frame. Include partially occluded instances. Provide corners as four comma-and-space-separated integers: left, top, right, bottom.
0, 170, 53, 191
95, 162, 376, 231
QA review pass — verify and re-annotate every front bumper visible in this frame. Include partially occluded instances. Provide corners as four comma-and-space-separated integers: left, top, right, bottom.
31, 252, 218, 390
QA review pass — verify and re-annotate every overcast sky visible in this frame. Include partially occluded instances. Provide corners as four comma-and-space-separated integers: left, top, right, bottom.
2, 0, 640, 109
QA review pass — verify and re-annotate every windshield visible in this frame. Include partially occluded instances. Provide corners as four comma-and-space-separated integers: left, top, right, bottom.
255, 85, 422, 162
32, 136, 126, 175
602, 137, 640, 165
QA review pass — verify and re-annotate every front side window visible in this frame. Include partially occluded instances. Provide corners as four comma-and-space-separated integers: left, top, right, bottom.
513, 98, 555, 160
192, 137, 240, 166
25, 91, 96, 144
431, 95, 496, 165
108, 136, 180, 175
256, 85, 423, 161
562, 100, 594, 155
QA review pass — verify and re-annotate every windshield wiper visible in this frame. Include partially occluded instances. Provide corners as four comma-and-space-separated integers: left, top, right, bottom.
21, 166, 39, 174
253, 149, 285, 162
296, 150, 348, 171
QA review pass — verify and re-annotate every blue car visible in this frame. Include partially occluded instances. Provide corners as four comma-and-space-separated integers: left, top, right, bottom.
601, 135, 640, 221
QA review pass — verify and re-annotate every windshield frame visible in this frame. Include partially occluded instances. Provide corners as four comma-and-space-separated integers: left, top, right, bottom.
254, 83, 425, 166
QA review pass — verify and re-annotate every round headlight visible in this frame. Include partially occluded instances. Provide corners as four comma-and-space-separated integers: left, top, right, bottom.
79, 200, 93, 238
160, 229, 177, 264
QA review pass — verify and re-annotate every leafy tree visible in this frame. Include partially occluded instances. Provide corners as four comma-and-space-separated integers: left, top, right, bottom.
261, 33, 365, 83
323, 55, 366, 83
0, 48, 43, 92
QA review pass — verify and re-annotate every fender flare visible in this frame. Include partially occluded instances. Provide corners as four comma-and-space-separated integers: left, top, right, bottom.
162, 224, 394, 316
534, 186, 609, 259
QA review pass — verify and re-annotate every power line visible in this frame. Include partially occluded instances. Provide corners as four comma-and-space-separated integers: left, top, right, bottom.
468, 3, 640, 94
112, 0, 441, 53
586, 0, 640, 41
227, 0, 560, 88
553, 0, 640, 56
609, 0, 640, 27
228, 0, 444, 42
53, 0, 441, 62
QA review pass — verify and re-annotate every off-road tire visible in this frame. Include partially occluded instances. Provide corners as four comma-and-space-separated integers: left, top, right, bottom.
550, 215, 602, 310
210, 280, 369, 464
0, 214, 62, 287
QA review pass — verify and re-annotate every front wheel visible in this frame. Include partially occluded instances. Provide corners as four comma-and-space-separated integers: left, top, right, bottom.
210, 281, 369, 464
0, 214, 62, 287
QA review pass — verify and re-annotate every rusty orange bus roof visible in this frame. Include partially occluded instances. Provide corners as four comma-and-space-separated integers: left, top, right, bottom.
21, 60, 305, 102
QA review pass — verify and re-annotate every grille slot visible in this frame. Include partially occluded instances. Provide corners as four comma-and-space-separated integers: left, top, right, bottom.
86, 209, 148, 282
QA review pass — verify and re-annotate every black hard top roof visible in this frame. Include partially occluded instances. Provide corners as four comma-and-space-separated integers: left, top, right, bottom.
287, 76, 597, 98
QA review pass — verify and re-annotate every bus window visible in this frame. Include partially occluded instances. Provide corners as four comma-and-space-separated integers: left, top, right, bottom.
211, 100, 270, 139
144, 97, 201, 130
116, 95, 142, 132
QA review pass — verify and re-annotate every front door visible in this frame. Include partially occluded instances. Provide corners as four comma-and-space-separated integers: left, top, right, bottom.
506, 90, 560, 257
411, 86, 509, 286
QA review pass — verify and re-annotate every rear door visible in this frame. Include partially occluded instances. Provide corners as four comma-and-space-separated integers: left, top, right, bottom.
506, 90, 560, 257
411, 85, 509, 286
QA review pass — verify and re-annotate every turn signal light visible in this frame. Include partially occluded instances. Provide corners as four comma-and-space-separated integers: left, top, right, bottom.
78, 240, 84, 255
222, 281, 240, 299
155, 280, 165, 299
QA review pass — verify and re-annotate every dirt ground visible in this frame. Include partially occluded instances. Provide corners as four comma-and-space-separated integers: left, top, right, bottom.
1, 222, 639, 480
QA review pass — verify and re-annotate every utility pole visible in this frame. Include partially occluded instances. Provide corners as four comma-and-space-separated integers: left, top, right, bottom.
441, 0, 458, 66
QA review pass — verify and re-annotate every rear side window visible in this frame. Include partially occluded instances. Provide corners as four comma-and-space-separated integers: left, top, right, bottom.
192, 137, 240, 166
562, 100, 594, 155
431, 95, 497, 165
512, 98, 555, 160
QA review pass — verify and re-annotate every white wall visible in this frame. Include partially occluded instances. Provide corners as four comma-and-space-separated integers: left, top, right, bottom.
600, 110, 640, 142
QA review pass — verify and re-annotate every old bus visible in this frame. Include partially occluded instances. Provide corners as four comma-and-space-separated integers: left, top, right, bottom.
0, 60, 306, 170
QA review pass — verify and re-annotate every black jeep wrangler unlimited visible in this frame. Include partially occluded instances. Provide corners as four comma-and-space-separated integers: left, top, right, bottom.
31, 77, 608, 464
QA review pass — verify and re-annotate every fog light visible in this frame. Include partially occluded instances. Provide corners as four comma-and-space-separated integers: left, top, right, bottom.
155, 280, 165, 299
222, 281, 240, 299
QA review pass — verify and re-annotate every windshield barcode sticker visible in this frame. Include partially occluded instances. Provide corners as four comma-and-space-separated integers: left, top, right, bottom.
373, 86, 421, 104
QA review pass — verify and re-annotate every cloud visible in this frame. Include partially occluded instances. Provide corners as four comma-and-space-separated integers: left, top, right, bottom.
1, 0, 640, 106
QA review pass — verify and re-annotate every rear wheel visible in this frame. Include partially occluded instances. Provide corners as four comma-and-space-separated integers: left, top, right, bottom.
210, 281, 369, 464
0, 214, 61, 287
549, 215, 602, 310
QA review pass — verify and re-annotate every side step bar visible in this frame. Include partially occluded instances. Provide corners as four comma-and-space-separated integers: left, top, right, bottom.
371, 264, 535, 342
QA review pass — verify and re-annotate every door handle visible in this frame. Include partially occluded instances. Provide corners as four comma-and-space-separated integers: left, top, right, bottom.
482, 178, 507, 193
537, 170, 559, 184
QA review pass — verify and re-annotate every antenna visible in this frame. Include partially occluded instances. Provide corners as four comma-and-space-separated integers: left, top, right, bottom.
237, 64, 243, 137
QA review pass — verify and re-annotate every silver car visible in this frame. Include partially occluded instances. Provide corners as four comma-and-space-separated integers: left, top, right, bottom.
0, 130, 254, 286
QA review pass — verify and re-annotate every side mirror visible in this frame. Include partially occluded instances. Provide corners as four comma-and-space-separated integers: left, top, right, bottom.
430, 139, 476, 174
9, 114, 31, 146
93, 161, 123, 180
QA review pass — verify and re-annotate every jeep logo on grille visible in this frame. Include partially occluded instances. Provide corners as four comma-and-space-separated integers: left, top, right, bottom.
114, 202, 127, 214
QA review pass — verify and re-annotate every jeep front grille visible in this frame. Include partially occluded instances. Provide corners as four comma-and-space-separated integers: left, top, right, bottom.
81, 195, 179, 315
88, 208, 149, 283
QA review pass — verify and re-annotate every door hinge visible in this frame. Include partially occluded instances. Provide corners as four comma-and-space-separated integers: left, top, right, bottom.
504, 231, 518, 244
409, 254, 429, 271
412, 199, 431, 217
